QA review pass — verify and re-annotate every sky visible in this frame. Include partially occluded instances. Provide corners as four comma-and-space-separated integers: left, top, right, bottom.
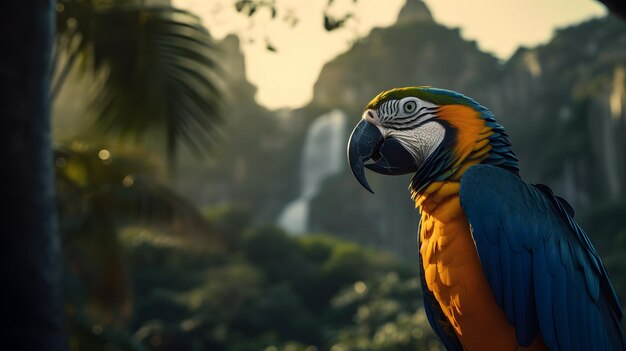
174, 0, 607, 110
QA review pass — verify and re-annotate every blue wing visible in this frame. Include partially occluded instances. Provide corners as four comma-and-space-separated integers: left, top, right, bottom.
460, 164, 625, 350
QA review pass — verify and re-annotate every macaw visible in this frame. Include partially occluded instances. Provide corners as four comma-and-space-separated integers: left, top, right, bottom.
347, 87, 626, 350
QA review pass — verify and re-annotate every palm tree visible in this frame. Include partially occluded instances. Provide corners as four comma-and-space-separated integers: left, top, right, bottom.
48, 2, 227, 347
0, 1, 223, 349
52, 0, 224, 165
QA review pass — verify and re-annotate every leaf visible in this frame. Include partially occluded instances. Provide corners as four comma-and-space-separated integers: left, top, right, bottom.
266, 40, 277, 52
323, 13, 352, 32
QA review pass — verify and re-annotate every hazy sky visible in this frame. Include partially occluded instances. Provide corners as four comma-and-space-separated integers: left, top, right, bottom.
174, 0, 606, 109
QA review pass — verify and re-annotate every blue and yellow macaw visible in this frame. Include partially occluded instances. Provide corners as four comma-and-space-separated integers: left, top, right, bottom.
347, 87, 626, 350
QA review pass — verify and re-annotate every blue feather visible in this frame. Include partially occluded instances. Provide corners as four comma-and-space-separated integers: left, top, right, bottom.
499, 238, 515, 325
533, 245, 556, 346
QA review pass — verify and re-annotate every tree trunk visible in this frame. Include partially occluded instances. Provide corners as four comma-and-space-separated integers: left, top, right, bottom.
0, 1, 68, 349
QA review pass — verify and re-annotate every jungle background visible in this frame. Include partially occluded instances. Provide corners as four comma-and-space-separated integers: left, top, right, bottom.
4, 0, 626, 350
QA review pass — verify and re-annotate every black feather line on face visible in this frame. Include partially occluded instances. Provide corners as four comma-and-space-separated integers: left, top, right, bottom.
382, 106, 440, 131
392, 100, 400, 115
392, 105, 432, 121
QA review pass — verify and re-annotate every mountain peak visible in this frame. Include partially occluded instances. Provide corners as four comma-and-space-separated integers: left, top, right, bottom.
397, 0, 433, 24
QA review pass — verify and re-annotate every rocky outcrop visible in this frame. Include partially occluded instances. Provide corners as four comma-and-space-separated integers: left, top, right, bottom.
311, 1, 499, 116
396, 0, 433, 25
499, 16, 626, 208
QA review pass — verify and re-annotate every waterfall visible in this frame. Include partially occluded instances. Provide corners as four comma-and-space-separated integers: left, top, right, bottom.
278, 109, 347, 235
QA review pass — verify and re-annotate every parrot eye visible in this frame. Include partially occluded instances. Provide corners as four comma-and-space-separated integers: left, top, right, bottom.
402, 101, 417, 114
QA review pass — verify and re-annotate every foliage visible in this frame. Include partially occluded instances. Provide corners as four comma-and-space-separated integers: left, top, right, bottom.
54, 0, 224, 162
328, 272, 441, 351
55, 141, 220, 350
234, 0, 356, 34
60, 197, 439, 350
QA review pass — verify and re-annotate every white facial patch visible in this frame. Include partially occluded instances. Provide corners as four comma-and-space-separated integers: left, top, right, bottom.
385, 121, 445, 166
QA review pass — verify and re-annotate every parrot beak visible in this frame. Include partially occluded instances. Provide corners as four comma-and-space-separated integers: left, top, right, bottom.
348, 119, 383, 194
347, 119, 418, 194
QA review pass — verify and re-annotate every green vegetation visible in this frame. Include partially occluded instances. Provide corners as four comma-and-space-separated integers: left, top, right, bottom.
60, 187, 441, 350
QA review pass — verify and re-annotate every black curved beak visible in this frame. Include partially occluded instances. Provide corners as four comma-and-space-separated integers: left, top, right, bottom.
347, 119, 383, 193
347, 120, 418, 194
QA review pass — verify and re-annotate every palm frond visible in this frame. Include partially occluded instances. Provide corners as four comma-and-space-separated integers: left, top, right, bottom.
55, 2, 224, 162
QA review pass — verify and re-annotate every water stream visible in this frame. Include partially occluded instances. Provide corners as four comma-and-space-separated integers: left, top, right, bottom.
277, 109, 347, 235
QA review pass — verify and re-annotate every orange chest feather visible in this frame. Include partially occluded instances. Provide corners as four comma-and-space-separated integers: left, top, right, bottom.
419, 193, 541, 350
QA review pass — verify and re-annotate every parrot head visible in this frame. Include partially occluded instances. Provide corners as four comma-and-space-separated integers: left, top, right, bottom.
347, 86, 518, 196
